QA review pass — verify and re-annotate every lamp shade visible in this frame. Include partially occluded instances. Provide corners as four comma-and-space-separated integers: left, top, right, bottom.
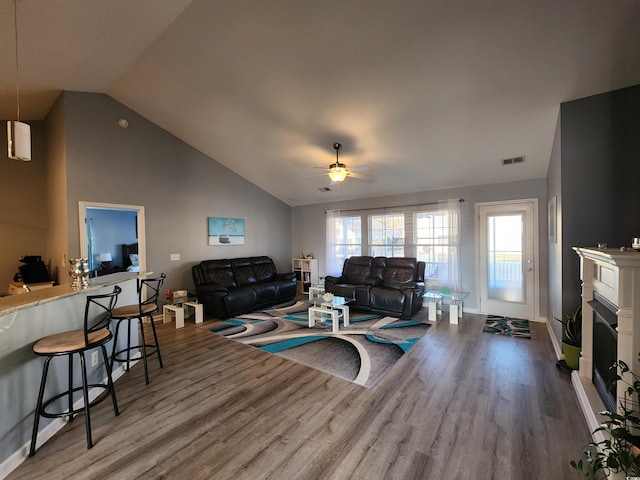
7, 121, 31, 161
98, 252, 112, 262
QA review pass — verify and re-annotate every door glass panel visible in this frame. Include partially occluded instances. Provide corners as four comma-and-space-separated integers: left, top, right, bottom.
487, 214, 524, 303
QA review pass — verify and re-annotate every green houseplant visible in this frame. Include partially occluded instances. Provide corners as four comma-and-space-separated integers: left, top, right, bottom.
571, 357, 640, 479
559, 305, 582, 369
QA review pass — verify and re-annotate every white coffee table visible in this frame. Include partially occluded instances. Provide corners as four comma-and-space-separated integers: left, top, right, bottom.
308, 296, 352, 333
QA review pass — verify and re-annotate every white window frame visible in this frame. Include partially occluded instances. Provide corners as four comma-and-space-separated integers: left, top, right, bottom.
368, 213, 405, 258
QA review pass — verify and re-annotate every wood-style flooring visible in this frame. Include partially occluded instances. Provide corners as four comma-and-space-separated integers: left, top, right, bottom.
8, 306, 591, 480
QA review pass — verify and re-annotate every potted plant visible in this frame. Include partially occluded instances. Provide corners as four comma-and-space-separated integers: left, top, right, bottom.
571, 358, 640, 479
559, 305, 582, 369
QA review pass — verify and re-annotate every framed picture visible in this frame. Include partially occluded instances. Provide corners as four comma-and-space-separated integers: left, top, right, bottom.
208, 217, 245, 245
548, 196, 557, 244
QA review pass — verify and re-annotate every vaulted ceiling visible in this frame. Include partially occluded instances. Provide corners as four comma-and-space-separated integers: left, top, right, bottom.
1, 0, 639, 206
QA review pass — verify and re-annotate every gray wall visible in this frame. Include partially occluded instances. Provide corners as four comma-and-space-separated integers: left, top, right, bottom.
292, 178, 548, 316
556, 83, 640, 326
59, 91, 292, 292
0, 121, 48, 289
0, 92, 293, 294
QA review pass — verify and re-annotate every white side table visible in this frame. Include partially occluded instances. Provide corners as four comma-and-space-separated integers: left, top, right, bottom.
424, 290, 468, 324
163, 300, 203, 329
185, 301, 203, 325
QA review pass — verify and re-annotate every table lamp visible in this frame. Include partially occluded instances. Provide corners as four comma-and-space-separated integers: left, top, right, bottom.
98, 252, 112, 270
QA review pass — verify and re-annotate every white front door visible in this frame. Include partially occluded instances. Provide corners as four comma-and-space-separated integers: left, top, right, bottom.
477, 200, 537, 320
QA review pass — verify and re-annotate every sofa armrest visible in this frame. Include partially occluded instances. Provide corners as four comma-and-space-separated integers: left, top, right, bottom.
197, 284, 229, 296
325, 275, 345, 286
398, 281, 420, 291
275, 271, 296, 281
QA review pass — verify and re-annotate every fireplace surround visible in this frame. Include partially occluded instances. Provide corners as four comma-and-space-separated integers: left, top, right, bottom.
573, 247, 640, 437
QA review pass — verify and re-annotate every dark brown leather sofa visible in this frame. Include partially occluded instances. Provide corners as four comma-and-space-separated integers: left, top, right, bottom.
192, 256, 297, 319
324, 256, 425, 319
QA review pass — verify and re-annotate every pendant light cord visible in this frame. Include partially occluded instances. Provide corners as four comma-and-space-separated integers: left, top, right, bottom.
13, 0, 21, 122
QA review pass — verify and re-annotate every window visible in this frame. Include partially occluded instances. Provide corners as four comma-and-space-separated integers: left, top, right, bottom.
332, 215, 362, 267
326, 200, 460, 290
369, 213, 405, 257
415, 209, 458, 287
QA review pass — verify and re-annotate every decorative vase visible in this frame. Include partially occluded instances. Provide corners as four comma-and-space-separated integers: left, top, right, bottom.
69, 258, 89, 289
562, 342, 581, 370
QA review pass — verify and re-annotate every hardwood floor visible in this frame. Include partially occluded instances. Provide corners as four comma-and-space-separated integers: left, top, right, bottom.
9, 307, 591, 480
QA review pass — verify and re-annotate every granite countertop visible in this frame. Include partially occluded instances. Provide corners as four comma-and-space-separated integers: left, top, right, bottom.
0, 272, 139, 315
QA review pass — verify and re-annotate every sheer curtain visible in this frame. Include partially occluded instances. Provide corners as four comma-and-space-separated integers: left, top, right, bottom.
438, 199, 461, 292
325, 209, 341, 277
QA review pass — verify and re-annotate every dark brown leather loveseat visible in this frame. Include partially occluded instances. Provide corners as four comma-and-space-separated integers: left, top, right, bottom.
192, 256, 297, 319
324, 256, 425, 319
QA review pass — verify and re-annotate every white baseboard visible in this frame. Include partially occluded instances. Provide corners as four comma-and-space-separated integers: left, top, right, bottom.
545, 317, 563, 360
571, 371, 607, 444
0, 362, 135, 480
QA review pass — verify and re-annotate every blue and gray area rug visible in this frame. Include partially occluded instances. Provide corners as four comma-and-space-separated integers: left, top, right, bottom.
204, 301, 430, 388
483, 315, 531, 338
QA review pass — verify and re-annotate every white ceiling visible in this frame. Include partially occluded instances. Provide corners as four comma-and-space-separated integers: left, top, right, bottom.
2, 0, 640, 207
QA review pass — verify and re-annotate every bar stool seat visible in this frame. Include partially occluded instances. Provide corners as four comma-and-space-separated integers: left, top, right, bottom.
34, 329, 111, 354
111, 303, 156, 318
29, 286, 121, 456
111, 273, 166, 384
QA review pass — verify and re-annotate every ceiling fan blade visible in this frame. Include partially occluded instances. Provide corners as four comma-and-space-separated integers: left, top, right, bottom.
301, 172, 330, 178
349, 165, 370, 172
347, 171, 372, 181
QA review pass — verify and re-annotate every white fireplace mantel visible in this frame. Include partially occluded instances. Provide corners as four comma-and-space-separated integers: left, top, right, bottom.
573, 247, 640, 435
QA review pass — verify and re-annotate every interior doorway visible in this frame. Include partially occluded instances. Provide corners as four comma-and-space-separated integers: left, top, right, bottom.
78, 201, 146, 277
476, 199, 538, 320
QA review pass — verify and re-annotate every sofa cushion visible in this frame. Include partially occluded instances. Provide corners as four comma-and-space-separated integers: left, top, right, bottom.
250, 283, 277, 305
328, 283, 358, 300
224, 286, 257, 316
370, 257, 386, 284
234, 265, 257, 286
201, 260, 236, 289
272, 278, 298, 299
382, 258, 417, 288
252, 256, 277, 282
370, 287, 405, 313
343, 256, 374, 284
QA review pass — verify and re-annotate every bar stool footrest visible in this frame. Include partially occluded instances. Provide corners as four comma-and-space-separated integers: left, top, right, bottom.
112, 345, 159, 363
40, 385, 115, 419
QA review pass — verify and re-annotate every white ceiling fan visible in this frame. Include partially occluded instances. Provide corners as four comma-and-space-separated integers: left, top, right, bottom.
315, 142, 371, 184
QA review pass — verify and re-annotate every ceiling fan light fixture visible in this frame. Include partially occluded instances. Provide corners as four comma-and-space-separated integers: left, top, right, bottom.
328, 164, 348, 182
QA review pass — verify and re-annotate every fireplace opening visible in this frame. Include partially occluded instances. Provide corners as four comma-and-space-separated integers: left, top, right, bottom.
589, 293, 618, 413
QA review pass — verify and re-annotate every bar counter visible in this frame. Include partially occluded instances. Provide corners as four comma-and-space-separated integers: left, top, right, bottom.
0, 272, 140, 477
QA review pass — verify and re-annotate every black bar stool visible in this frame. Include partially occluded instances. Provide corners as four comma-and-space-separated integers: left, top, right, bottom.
110, 273, 166, 384
29, 285, 121, 456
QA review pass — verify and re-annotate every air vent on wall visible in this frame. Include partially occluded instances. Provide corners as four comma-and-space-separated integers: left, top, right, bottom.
319, 187, 331, 192
501, 156, 525, 166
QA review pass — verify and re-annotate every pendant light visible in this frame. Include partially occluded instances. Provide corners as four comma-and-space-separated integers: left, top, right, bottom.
328, 143, 348, 182
7, 0, 31, 161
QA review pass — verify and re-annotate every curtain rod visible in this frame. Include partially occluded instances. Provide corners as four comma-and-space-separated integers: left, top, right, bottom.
325, 198, 464, 214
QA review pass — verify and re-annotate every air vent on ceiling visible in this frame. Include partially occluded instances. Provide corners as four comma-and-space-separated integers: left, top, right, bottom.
501, 156, 525, 166
319, 187, 331, 192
